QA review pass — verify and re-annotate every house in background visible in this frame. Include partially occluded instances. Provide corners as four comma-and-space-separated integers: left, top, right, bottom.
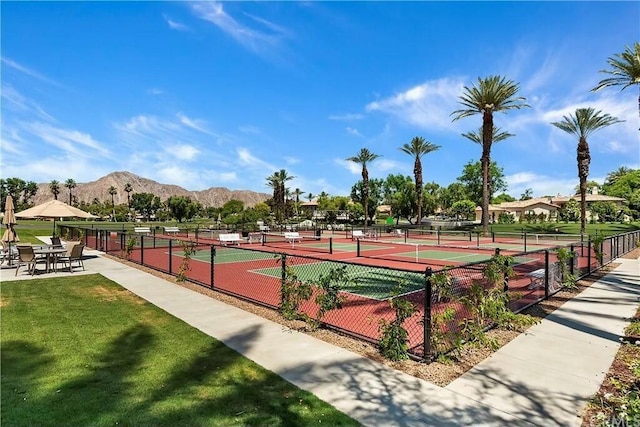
475, 189, 627, 222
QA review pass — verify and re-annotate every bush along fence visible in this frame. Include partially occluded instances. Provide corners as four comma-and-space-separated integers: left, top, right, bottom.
61, 226, 640, 362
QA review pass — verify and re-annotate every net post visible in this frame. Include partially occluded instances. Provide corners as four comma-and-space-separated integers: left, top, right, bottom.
404, 228, 407, 243
423, 267, 433, 362
492, 231, 495, 243
476, 231, 480, 247
329, 237, 333, 255
357, 238, 361, 257
210, 245, 216, 288
169, 239, 173, 274
524, 232, 527, 252
437, 228, 441, 246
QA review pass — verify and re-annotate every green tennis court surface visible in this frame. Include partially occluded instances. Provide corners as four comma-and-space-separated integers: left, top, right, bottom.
251, 261, 424, 301
173, 248, 278, 264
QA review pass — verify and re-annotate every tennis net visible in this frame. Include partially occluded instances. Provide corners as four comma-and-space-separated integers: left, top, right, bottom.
260, 232, 332, 254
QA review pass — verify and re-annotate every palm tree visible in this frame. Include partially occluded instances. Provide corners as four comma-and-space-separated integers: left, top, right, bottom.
399, 136, 440, 224
124, 182, 133, 207
452, 75, 529, 236
64, 178, 76, 205
49, 180, 60, 200
604, 167, 633, 186
293, 188, 304, 217
265, 169, 295, 223
592, 43, 640, 121
346, 148, 380, 228
551, 107, 622, 234
108, 186, 117, 221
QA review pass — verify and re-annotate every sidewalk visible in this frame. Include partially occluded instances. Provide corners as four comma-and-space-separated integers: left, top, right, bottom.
4, 251, 639, 426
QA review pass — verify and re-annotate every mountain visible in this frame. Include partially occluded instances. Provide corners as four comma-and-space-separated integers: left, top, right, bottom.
33, 171, 271, 208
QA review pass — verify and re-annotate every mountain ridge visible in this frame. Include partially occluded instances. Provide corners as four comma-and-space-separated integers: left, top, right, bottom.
33, 171, 270, 208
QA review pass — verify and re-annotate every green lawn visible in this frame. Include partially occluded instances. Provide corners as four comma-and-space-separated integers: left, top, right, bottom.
1, 274, 359, 426
483, 222, 640, 236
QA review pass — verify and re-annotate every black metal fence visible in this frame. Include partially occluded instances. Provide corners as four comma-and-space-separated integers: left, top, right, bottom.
61, 225, 639, 361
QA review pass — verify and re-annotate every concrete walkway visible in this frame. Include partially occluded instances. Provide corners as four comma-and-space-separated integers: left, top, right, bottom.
3, 248, 639, 426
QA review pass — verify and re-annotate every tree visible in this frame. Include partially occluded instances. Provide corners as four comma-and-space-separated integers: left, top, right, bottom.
124, 182, 133, 207
573, 180, 601, 195
439, 183, 468, 212
382, 174, 416, 224
107, 186, 117, 220
457, 160, 507, 207
131, 192, 162, 221
604, 167, 634, 187
590, 201, 621, 223
493, 193, 516, 204
519, 188, 533, 201
592, 43, 640, 121
452, 75, 529, 235
293, 188, 304, 217
167, 196, 200, 223
450, 200, 476, 220
422, 182, 441, 217
346, 148, 380, 228
399, 136, 440, 224
350, 178, 384, 225
551, 107, 622, 234
65, 179, 76, 206
266, 169, 295, 223
602, 169, 640, 218
50, 180, 61, 200
560, 198, 581, 222
0, 178, 38, 211
221, 199, 245, 218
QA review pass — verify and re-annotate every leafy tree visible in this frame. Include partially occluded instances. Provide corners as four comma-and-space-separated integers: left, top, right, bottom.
602, 169, 640, 218
131, 192, 162, 221
439, 182, 468, 211
252, 202, 271, 221
493, 193, 516, 204
167, 195, 200, 223
347, 148, 380, 227
592, 42, 640, 121
452, 75, 528, 235
422, 182, 441, 217
450, 200, 476, 220
350, 178, 383, 224
560, 198, 580, 222
221, 199, 245, 218
50, 180, 61, 200
399, 136, 440, 224
457, 160, 507, 207
590, 201, 621, 223
0, 178, 38, 211
65, 179, 76, 205
551, 108, 622, 234
383, 174, 416, 224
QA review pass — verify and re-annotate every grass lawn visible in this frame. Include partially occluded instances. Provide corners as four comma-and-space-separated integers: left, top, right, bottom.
484, 222, 640, 237
1, 274, 359, 426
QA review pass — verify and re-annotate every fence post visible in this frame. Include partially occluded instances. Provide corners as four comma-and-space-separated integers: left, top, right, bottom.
357, 239, 361, 257
280, 254, 287, 306
569, 244, 575, 276
424, 267, 433, 362
140, 235, 144, 265
210, 245, 216, 289
503, 253, 509, 293
544, 250, 550, 299
169, 239, 173, 274
587, 235, 592, 274
523, 232, 528, 252
329, 237, 333, 255
120, 232, 125, 258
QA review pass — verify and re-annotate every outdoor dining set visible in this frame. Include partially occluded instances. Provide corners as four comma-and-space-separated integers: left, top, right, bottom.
1, 239, 86, 276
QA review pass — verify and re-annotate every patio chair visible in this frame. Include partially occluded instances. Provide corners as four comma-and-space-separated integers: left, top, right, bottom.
15, 245, 46, 276
1, 240, 18, 265
50, 236, 63, 248
57, 244, 85, 273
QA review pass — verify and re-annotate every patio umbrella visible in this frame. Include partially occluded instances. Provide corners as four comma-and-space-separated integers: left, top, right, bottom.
16, 199, 98, 236
2, 195, 19, 266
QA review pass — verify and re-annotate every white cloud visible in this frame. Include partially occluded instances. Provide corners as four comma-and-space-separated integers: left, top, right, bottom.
189, 1, 286, 55
335, 158, 361, 175
164, 15, 190, 31
166, 144, 200, 161
328, 113, 364, 121
24, 122, 110, 157
365, 77, 465, 132
237, 147, 277, 171
284, 156, 300, 165
177, 112, 213, 135
1, 57, 63, 87
346, 127, 363, 137
147, 88, 163, 95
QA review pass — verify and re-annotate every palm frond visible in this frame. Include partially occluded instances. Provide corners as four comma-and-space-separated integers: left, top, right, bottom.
592, 42, 640, 92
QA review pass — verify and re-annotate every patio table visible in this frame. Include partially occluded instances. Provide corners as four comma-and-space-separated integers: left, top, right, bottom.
33, 246, 67, 273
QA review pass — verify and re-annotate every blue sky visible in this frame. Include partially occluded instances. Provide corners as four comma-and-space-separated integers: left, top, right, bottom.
2, 1, 638, 201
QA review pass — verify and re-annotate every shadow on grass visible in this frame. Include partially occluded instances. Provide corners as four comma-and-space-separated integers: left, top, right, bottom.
1, 323, 352, 426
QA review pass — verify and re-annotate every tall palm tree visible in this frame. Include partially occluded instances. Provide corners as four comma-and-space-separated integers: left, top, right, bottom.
124, 182, 133, 207
592, 43, 640, 121
604, 166, 633, 186
551, 107, 622, 234
346, 148, 380, 228
293, 188, 304, 217
452, 75, 529, 236
64, 178, 76, 205
399, 136, 440, 225
49, 180, 60, 200
265, 169, 295, 223
108, 186, 117, 221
